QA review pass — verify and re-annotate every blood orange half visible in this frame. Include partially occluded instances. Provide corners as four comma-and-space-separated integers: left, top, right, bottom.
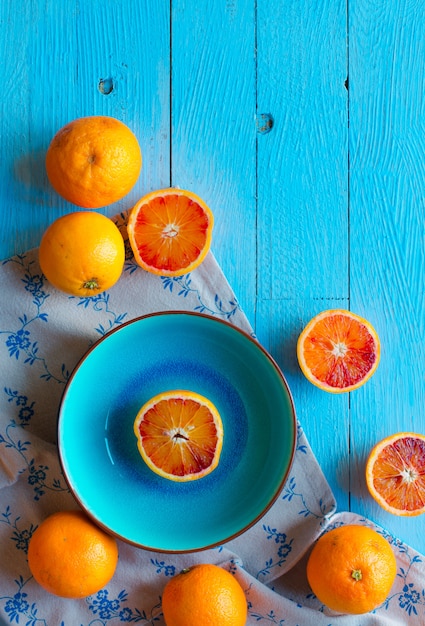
127, 188, 214, 276
297, 309, 380, 393
366, 432, 425, 516
133, 390, 223, 482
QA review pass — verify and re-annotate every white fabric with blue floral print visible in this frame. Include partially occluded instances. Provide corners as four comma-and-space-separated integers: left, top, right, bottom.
0, 213, 424, 625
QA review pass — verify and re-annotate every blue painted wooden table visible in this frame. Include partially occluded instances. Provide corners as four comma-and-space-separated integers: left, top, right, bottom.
0, 0, 424, 559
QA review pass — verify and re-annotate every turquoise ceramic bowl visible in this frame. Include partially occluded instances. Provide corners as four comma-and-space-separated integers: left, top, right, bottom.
58, 312, 296, 552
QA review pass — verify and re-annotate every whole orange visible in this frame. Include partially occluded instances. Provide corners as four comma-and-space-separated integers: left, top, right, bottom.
39, 211, 125, 296
306, 524, 397, 614
46, 116, 142, 208
27, 510, 118, 598
162, 563, 247, 626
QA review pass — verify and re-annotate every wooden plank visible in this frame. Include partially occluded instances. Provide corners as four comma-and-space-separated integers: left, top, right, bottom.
170, 0, 257, 324
0, 5, 76, 256
76, 1, 171, 198
349, 0, 425, 552
0, 1, 170, 258
256, 0, 349, 509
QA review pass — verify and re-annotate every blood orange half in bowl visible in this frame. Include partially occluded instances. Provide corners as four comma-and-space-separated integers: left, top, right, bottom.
58, 312, 296, 552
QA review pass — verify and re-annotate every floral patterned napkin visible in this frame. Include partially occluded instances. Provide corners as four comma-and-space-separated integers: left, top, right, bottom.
0, 213, 424, 625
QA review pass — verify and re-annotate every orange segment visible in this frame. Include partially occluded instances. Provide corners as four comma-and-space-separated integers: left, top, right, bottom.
366, 432, 425, 516
133, 390, 223, 482
297, 309, 380, 393
127, 188, 213, 276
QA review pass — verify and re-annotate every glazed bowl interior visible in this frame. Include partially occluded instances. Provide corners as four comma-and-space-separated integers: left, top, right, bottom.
58, 312, 296, 552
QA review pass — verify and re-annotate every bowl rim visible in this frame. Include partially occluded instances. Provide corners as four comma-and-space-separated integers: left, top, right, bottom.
57, 310, 297, 553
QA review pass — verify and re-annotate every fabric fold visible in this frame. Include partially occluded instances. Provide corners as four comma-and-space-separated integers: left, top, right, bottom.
1, 218, 424, 625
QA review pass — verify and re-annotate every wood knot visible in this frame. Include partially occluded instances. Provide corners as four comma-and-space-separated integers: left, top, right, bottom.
256, 113, 274, 134
98, 77, 114, 95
